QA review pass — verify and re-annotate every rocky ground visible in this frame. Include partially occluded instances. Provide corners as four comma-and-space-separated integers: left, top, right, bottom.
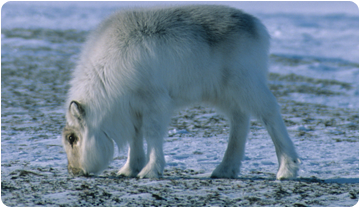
2, 28, 359, 206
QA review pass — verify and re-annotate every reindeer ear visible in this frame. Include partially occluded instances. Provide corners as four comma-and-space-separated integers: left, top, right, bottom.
69, 100, 85, 120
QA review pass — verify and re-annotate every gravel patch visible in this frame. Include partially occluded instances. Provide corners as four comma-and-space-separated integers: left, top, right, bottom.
2, 168, 358, 207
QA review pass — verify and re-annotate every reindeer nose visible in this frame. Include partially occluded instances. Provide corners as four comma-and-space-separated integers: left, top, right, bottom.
67, 165, 85, 176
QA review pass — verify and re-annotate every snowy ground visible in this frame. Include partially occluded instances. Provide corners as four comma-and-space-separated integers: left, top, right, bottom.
1, 1, 359, 206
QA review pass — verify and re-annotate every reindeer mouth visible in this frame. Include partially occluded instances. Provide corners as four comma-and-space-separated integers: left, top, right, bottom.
68, 165, 87, 177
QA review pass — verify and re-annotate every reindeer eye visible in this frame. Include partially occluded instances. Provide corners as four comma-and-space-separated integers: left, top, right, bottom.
67, 134, 77, 148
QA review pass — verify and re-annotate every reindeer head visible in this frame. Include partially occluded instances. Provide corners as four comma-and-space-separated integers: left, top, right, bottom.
62, 101, 114, 176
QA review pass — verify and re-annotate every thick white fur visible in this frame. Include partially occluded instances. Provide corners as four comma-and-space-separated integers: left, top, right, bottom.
63, 5, 299, 179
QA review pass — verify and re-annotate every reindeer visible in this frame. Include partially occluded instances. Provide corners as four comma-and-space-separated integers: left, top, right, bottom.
62, 5, 299, 179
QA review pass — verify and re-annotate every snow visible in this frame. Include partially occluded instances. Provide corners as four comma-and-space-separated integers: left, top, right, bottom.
1, 1, 358, 183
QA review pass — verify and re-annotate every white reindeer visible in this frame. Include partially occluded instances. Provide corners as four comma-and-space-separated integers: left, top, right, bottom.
62, 5, 299, 179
